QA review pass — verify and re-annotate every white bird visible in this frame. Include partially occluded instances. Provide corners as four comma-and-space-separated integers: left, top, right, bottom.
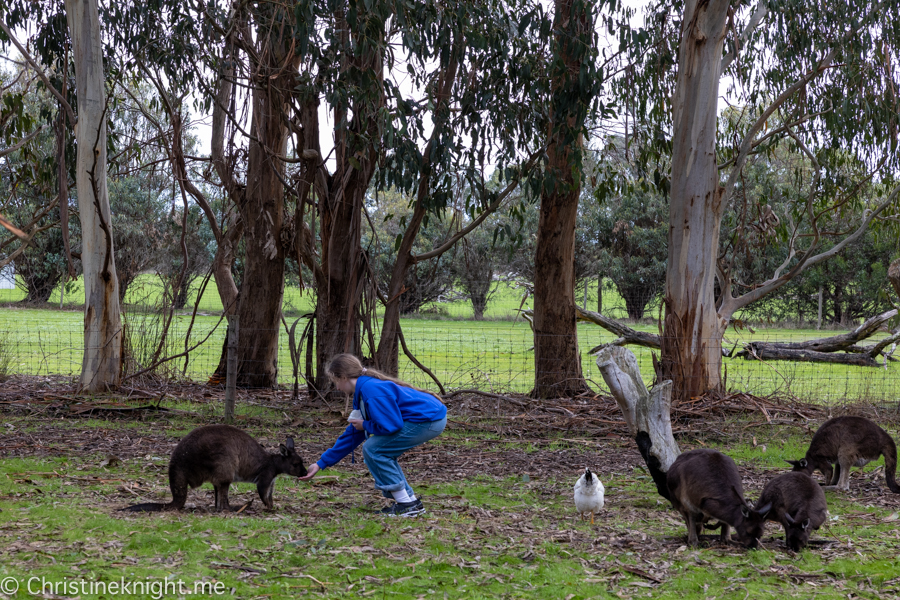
574, 467, 605, 524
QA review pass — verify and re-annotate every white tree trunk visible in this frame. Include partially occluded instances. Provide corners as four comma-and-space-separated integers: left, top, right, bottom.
66, 0, 122, 391
596, 346, 680, 500
660, 0, 731, 402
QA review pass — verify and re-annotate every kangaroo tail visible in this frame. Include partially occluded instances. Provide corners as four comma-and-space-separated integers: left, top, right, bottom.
119, 502, 173, 512
884, 436, 900, 493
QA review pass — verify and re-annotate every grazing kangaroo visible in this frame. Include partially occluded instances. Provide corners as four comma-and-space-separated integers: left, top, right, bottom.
666, 449, 771, 548
754, 472, 827, 552
787, 416, 900, 493
123, 425, 307, 512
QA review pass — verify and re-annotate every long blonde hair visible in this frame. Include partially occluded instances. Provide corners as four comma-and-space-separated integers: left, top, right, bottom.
325, 354, 441, 400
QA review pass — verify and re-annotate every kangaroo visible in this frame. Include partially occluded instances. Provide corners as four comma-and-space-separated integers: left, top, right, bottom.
787, 416, 900, 493
123, 425, 307, 512
666, 449, 771, 548
754, 472, 827, 552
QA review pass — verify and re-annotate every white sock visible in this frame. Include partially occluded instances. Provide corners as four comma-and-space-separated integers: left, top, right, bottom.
392, 489, 415, 503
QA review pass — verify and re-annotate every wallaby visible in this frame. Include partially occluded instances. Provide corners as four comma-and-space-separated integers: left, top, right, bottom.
787, 416, 900, 493
123, 425, 307, 512
666, 449, 771, 548
753, 472, 827, 552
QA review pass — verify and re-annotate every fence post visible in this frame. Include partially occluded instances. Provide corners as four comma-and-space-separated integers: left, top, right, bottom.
224, 314, 239, 423
817, 286, 823, 330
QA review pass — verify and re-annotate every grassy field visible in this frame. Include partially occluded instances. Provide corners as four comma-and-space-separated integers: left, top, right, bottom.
2, 274, 898, 403
1, 398, 899, 599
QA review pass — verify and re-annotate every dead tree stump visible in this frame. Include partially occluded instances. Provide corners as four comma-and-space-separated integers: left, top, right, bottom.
596, 346, 680, 500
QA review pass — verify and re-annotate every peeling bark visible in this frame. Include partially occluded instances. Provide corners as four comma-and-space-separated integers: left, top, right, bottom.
66, 0, 123, 391
230, 4, 300, 387
661, 0, 731, 402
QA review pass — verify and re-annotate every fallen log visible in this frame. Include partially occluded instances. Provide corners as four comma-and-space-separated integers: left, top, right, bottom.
740, 309, 897, 353
576, 307, 662, 351
738, 346, 880, 366
736, 309, 899, 366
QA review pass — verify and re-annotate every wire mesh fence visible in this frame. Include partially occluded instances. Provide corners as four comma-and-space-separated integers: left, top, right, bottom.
1, 293, 898, 405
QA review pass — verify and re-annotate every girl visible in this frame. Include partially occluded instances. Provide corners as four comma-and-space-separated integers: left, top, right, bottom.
299, 354, 447, 517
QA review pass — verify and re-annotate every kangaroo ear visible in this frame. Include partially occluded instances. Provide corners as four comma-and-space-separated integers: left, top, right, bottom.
801, 518, 810, 530
285, 437, 295, 450
784, 512, 795, 525
756, 502, 772, 517
741, 505, 751, 518
786, 459, 800, 467
799, 458, 807, 468
280, 444, 289, 456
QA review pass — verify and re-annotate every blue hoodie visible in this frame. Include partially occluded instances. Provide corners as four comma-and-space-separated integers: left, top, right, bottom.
316, 376, 447, 469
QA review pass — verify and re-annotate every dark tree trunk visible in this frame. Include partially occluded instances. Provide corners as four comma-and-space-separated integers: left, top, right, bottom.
232, 5, 298, 387
21, 273, 60, 304
532, 0, 592, 398
313, 8, 384, 388
597, 276, 602, 313
622, 285, 654, 320
315, 186, 366, 386
172, 276, 190, 310
889, 259, 900, 300
472, 293, 488, 321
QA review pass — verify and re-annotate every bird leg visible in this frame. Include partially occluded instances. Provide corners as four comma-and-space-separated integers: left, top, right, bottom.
590, 511, 594, 525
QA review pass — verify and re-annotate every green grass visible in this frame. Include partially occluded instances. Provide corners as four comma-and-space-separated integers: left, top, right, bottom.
1, 410, 899, 599
2, 307, 897, 403
2, 274, 899, 402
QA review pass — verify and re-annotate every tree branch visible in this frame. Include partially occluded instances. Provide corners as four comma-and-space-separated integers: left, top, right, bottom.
0, 21, 77, 127
721, 181, 900, 316
0, 124, 49, 158
719, 1, 767, 77
413, 149, 544, 263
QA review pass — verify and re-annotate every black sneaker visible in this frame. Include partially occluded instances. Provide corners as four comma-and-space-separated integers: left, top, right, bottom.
379, 499, 426, 517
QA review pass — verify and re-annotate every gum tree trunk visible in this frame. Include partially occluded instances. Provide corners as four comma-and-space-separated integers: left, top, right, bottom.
233, 5, 299, 387
66, 0, 123, 391
532, 0, 593, 398
313, 7, 383, 389
660, 0, 731, 402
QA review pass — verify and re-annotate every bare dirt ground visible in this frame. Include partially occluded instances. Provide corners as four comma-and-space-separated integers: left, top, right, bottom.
1, 373, 897, 503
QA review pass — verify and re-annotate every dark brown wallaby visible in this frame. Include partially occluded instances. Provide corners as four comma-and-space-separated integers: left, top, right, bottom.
666, 449, 771, 548
123, 425, 307, 512
787, 416, 900, 493
754, 472, 827, 552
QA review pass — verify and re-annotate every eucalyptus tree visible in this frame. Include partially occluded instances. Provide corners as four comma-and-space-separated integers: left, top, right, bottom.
286, 0, 560, 382
103, 0, 554, 387
108, 176, 165, 304
629, 0, 900, 401
594, 188, 667, 320
529, 0, 637, 397
0, 61, 76, 300
365, 189, 456, 316
3, 0, 123, 390
64, 0, 124, 390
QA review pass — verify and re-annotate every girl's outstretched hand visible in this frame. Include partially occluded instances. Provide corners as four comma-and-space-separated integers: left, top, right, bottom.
299, 463, 320, 481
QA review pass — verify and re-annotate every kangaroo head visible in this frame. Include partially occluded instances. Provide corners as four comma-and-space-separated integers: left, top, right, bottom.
737, 500, 771, 549
279, 437, 308, 477
783, 511, 813, 551
786, 459, 811, 474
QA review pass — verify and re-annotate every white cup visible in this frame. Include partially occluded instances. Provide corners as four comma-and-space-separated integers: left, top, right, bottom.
348, 409, 362, 422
